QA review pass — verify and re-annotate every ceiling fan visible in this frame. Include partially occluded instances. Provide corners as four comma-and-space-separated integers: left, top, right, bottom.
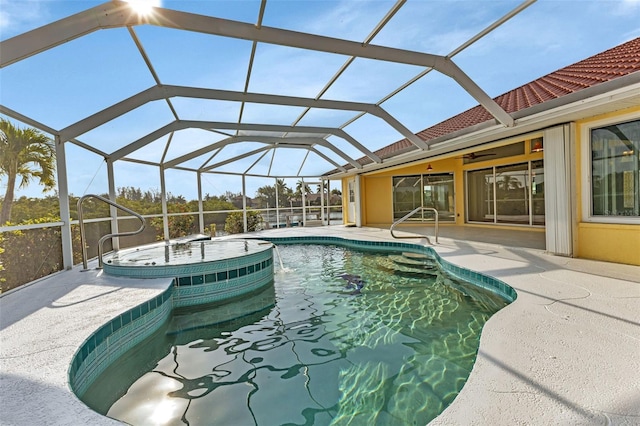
456, 152, 497, 160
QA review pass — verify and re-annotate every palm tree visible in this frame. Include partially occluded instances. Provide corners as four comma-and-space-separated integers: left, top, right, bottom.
275, 179, 292, 207
0, 119, 56, 224
295, 180, 311, 198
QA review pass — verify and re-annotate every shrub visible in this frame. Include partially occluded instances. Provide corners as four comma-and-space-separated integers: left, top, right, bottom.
150, 203, 195, 240
224, 210, 263, 234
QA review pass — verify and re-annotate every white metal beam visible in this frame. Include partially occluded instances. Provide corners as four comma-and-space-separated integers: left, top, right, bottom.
202, 146, 271, 171
208, 121, 381, 163
100, 86, 427, 160
164, 135, 361, 170
4, 1, 513, 142
109, 119, 381, 165
0, 2, 136, 67
162, 86, 429, 149
201, 144, 348, 173
234, 136, 362, 169
62, 85, 425, 153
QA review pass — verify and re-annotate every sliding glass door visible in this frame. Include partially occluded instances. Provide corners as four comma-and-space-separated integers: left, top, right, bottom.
393, 176, 422, 220
466, 168, 494, 222
495, 163, 529, 224
393, 173, 455, 222
423, 174, 455, 222
466, 161, 545, 226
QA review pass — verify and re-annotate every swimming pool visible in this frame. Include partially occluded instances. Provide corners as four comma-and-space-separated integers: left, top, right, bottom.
78, 241, 513, 425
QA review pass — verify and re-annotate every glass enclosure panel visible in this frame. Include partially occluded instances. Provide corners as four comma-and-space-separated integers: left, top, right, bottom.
423, 173, 455, 222
393, 176, 422, 220
495, 163, 529, 224
591, 119, 640, 217
467, 168, 494, 222
531, 160, 545, 225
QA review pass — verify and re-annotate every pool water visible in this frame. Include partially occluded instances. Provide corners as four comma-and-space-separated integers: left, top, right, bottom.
83, 244, 508, 425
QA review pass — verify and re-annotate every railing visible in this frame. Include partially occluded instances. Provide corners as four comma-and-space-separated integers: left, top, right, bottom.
77, 194, 146, 270
390, 207, 439, 243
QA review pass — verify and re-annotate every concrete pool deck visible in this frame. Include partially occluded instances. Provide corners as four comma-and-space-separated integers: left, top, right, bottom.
1, 226, 638, 425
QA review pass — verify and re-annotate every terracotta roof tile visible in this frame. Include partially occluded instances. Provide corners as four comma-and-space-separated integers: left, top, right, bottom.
332, 37, 640, 172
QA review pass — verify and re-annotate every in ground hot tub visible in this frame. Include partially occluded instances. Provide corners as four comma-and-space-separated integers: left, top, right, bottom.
103, 239, 275, 308
69, 239, 276, 398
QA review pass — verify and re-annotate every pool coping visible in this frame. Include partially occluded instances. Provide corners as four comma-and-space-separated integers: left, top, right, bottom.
1, 226, 639, 425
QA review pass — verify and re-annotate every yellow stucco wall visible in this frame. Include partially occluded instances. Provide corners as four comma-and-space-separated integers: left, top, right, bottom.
574, 106, 640, 265
354, 145, 542, 228
361, 176, 392, 224
339, 107, 639, 265
577, 224, 640, 265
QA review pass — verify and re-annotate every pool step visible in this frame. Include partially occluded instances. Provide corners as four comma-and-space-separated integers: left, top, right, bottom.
401, 252, 435, 260
376, 257, 438, 276
389, 254, 437, 268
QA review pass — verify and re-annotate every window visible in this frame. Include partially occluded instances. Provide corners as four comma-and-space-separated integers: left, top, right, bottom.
589, 119, 639, 220
392, 173, 455, 222
466, 161, 544, 226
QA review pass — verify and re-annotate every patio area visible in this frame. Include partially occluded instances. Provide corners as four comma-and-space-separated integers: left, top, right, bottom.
381, 223, 546, 251
1, 225, 638, 425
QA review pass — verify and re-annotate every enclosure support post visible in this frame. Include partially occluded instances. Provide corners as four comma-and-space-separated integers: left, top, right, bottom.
55, 136, 74, 270
302, 178, 307, 226
197, 172, 204, 234
107, 158, 119, 250
355, 175, 362, 227
160, 165, 169, 241
320, 178, 326, 225
242, 175, 248, 233
275, 177, 280, 229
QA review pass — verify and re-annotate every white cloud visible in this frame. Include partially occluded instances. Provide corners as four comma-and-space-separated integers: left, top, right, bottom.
615, 0, 640, 14
0, 0, 50, 38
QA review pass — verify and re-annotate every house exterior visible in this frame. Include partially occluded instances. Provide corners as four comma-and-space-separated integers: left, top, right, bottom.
331, 37, 640, 266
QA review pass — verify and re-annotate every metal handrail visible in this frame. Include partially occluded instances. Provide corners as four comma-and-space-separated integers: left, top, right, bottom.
390, 206, 438, 243
77, 194, 146, 270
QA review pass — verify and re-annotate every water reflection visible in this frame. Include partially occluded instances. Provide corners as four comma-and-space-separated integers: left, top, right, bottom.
86, 245, 508, 426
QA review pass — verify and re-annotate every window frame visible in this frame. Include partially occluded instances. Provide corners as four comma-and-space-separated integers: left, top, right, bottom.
580, 112, 640, 225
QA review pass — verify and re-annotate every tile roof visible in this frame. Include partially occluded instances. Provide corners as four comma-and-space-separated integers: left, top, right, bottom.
338, 37, 640, 171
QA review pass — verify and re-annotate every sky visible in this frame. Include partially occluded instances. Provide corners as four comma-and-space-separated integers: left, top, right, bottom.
1, 0, 640, 202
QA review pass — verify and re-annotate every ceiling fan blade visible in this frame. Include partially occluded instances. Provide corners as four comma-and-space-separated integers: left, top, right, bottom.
455, 152, 498, 159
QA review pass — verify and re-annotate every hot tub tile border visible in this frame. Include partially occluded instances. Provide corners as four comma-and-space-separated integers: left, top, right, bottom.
69, 244, 274, 398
